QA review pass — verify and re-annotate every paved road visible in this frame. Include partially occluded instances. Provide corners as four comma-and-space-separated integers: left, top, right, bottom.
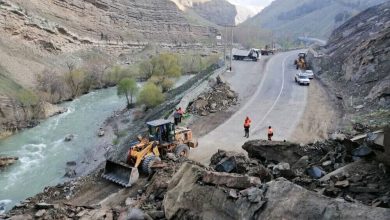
190, 50, 309, 164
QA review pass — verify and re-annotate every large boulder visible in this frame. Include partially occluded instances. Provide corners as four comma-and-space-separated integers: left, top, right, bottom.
242, 140, 301, 164
257, 179, 390, 219
163, 162, 266, 220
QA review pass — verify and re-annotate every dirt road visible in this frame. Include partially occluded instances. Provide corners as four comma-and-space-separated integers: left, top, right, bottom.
190, 50, 314, 164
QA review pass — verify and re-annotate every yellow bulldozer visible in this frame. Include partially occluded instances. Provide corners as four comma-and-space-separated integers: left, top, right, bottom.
294, 52, 307, 70
102, 119, 197, 187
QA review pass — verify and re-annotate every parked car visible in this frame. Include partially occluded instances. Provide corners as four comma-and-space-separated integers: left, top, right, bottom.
295, 72, 310, 86
305, 70, 314, 79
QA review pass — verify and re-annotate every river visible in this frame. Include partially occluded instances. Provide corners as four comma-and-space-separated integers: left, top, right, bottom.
0, 75, 194, 213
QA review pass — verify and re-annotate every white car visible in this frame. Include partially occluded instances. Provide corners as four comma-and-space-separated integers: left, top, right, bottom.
295, 72, 310, 86
305, 70, 314, 79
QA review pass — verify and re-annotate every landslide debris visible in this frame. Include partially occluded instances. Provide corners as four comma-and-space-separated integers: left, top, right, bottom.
4, 131, 390, 219
187, 76, 238, 116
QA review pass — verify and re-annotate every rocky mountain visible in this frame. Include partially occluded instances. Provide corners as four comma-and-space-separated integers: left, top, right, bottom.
171, 0, 237, 26
171, 0, 259, 25
0, 0, 219, 137
308, 2, 390, 128
244, 0, 387, 40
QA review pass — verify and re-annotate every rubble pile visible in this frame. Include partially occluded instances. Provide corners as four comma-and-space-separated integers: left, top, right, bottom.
187, 76, 238, 116
242, 137, 390, 208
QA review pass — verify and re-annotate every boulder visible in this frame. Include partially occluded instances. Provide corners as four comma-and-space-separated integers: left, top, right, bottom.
210, 149, 250, 174
35, 202, 54, 209
202, 171, 261, 189
64, 134, 74, 142
242, 140, 301, 164
0, 156, 18, 167
256, 179, 390, 219
352, 145, 373, 157
35, 210, 46, 218
164, 162, 266, 220
306, 166, 326, 179
9, 214, 33, 220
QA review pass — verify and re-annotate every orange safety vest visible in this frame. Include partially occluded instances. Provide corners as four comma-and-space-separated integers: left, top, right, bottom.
268, 128, 273, 134
244, 119, 251, 127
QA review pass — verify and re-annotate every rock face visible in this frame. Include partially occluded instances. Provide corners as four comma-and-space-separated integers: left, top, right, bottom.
243, 0, 386, 40
307, 2, 390, 128
172, 0, 237, 26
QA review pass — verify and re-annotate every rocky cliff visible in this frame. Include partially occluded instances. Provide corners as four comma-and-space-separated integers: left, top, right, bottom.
307, 2, 390, 129
171, 0, 237, 26
0, 0, 219, 137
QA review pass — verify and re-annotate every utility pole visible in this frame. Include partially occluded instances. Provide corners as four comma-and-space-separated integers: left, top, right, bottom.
229, 25, 234, 71
224, 25, 227, 65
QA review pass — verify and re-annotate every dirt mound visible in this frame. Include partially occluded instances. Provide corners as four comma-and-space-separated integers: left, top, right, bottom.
187, 76, 238, 116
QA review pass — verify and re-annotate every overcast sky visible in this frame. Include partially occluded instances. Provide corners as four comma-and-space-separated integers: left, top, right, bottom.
227, 0, 275, 8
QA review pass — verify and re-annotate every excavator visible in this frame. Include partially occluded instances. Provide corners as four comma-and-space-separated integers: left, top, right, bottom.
102, 119, 197, 187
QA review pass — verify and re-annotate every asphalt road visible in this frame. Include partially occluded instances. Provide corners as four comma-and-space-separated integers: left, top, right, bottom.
190, 50, 309, 164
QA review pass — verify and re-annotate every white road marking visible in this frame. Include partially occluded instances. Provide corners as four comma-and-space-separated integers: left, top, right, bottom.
250, 55, 288, 134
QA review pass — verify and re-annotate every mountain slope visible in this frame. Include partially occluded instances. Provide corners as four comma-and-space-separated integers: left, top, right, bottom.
308, 2, 390, 128
0, 0, 219, 136
171, 0, 237, 25
244, 0, 387, 40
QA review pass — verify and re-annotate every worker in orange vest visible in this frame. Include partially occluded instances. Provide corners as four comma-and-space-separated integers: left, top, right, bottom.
243, 116, 251, 138
268, 126, 273, 141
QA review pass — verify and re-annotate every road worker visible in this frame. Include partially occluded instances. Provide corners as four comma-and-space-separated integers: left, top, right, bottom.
268, 126, 273, 141
243, 116, 251, 138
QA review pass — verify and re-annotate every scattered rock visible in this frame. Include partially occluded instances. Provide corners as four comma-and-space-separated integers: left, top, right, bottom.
35, 202, 54, 209
352, 145, 373, 157
64, 134, 74, 142
35, 209, 46, 217
307, 166, 325, 179
202, 171, 261, 189
292, 156, 309, 169
98, 128, 105, 137
0, 156, 18, 167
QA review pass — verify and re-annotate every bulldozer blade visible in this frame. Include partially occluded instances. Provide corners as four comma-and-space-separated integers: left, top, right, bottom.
102, 160, 139, 187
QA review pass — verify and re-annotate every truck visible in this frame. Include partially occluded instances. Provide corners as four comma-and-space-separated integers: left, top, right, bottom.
232, 48, 260, 61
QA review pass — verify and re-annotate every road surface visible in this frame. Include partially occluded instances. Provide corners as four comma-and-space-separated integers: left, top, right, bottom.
190, 50, 309, 164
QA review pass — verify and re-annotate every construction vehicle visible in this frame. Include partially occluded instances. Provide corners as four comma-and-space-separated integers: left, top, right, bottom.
102, 119, 197, 187
232, 48, 260, 61
261, 44, 275, 55
294, 52, 307, 70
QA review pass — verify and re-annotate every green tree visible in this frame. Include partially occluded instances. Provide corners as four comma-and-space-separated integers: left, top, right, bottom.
117, 77, 138, 108
139, 60, 154, 80
137, 82, 165, 109
16, 89, 40, 120
65, 69, 86, 98
139, 53, 182, 92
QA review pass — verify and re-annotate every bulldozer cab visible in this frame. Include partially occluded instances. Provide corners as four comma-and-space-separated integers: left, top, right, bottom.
147, 119, 175, 144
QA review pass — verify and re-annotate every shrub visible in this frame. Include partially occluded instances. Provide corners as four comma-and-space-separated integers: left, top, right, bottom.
137, 82, 165, 109
117, 77, 138, 108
